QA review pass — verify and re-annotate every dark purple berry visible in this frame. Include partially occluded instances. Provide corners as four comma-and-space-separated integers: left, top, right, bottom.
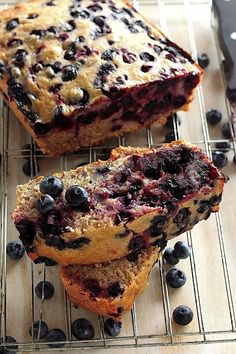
173, 305, 193, 325
173, 241, 190, 259
197, 53, 210, 69
215, 141, 230, 153
30, 29, 47, 38
64, 49, 76, 61
35, 281, 54, 300
40, 176, 63, 198
166, 268, 186, 288
36, 194, 55, 214
222, 123, 233, 139
163, 247, 179, 265
71, 318, 94, 340
28, 13, 39, 19
104, 318, 122, 337
7, 38, 23, 48
46, 329, 66, 348
122, 52, 136, 64
22, 160, 39, 176
47, 26, 58, 34
61, 65, 78, 81
206, 109, 222, 125
101, 48, 119, 61
141, 64, 153, 72
65, 185, 88, 207
0, 336, 18, 353
6, 240, 25, 260
6, 18, 19, 31
87, 4, 102, 12
107, 282, 124, 298
139, 52, 155, 62
13, 49, 28, 67
29, 321, 48, 339
212, 151, 228, 168
165, 131, 176, 143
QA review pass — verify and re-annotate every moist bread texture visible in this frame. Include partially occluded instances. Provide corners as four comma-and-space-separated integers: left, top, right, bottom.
12, 141, 225, 266
0, 0, 202, 155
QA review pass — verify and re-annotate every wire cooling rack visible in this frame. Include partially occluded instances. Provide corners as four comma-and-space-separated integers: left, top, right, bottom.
1, 0, 236, 351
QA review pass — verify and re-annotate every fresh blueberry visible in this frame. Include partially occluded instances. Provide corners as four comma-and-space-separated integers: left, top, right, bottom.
164, 113, 181, 129
0, 336, 18, 354
163, 248, 179, 265
104, 318, 122, 337
215, 141, 230, 153
212, 151, 228, 168
165, 131, 176, 143
173, 241, 190, 259
173, 305, 193, 325
61, 65, 78, 82
29, 321, 48, 339
222, 123, 233, 139
6, 18, 19, 31
6, 240, 25, 260
40, 176, 63, 198
46, 329, 66, 348
197, 53, 210, 69
166, 268, 186, 288
71, 318, 94, 340
206, 109, 222, 125
65, 185, 88, 208
22, 160, 40, 176
35, 281, 54, 300
36, 194, 55, 214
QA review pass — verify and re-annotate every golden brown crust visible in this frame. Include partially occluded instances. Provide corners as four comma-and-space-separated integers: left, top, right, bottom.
60, 247, 160, 320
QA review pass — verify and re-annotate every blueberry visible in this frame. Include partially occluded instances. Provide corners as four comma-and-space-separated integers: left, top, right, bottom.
107, 282, 124, 298
64, 49, 76, 61
71, 318, 94, 340
164, 113, 181, 129
0, 336, 18, 354
104, 318, 122, 337
222, 123, 233, 139
139, 52, 155, 62
6, 240, 25, 260
46, 329, 66, 348
65, 185, 88, 208
165, 131, 176, 143
6, 18, 19, 31
101, 48, 119, 61
13, 49, 28, 68
206, 109, 222, 125
35, 281, 54, 300
197, 53, 210, 69
30, 29, 47, 38
28, 13, 39, 19
29, 321, 48, 339
173, 241, 190, 259
173, 305, 193, 325
22, 160, 39, 176
7, 38, 23, 48
122, 52, 136, 64
163, 248, 179, 265
36, 194, 55, 214
40, 176, 63, 198
215, 141, 230, 153
166, 268, 186, 288
61, 65, 78, 82
212, 151, 228, 168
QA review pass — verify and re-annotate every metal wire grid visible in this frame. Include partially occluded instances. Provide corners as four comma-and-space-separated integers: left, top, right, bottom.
1, 0, 236, 351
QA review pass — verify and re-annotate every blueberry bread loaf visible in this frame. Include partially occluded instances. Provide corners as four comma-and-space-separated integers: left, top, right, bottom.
12, 141, 225, 266
0, 0, 202, 156
60, 247, 159, 320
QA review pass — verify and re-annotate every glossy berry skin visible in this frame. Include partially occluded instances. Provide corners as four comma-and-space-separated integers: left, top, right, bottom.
215, 141, 230, 153
166, 268, 186, 288
104, 318, 122, 337
40, 176, 64, 198
35, 281, 54, 300
212, 151, 228, 168
173, 305, 193, 325
0, 336, 18, 354
46, 329, 66, 348
65, 185, 88, 207
165, 131, 176, 143
163, 247, 179, 265
173, 241, 190, 259
29, 321, 48, 339
36, 194, 55, 214
197, 53, 210, 69
206, 109, 222, 125
71, 318, 94, 340
221, 123, 233, 139
6, 240, 25, 260
164, 113, 181, 129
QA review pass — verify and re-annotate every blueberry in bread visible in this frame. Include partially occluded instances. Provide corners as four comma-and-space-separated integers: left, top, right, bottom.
12, 141, 225, 266
0, 0, 202, 156
60, 247, 159, 320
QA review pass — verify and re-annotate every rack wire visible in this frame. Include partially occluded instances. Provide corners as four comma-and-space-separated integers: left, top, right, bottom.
1, 0, 236, 351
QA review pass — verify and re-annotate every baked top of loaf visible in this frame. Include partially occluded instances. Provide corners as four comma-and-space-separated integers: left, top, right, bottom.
60, 247, 159, 319
0, 0, 201, 133
12, 141, 225, 265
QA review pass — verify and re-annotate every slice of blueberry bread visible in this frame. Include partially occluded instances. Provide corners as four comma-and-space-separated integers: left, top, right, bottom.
0, 0, 202, 156
60, 247, 159, 320
12, 141, 225, 266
